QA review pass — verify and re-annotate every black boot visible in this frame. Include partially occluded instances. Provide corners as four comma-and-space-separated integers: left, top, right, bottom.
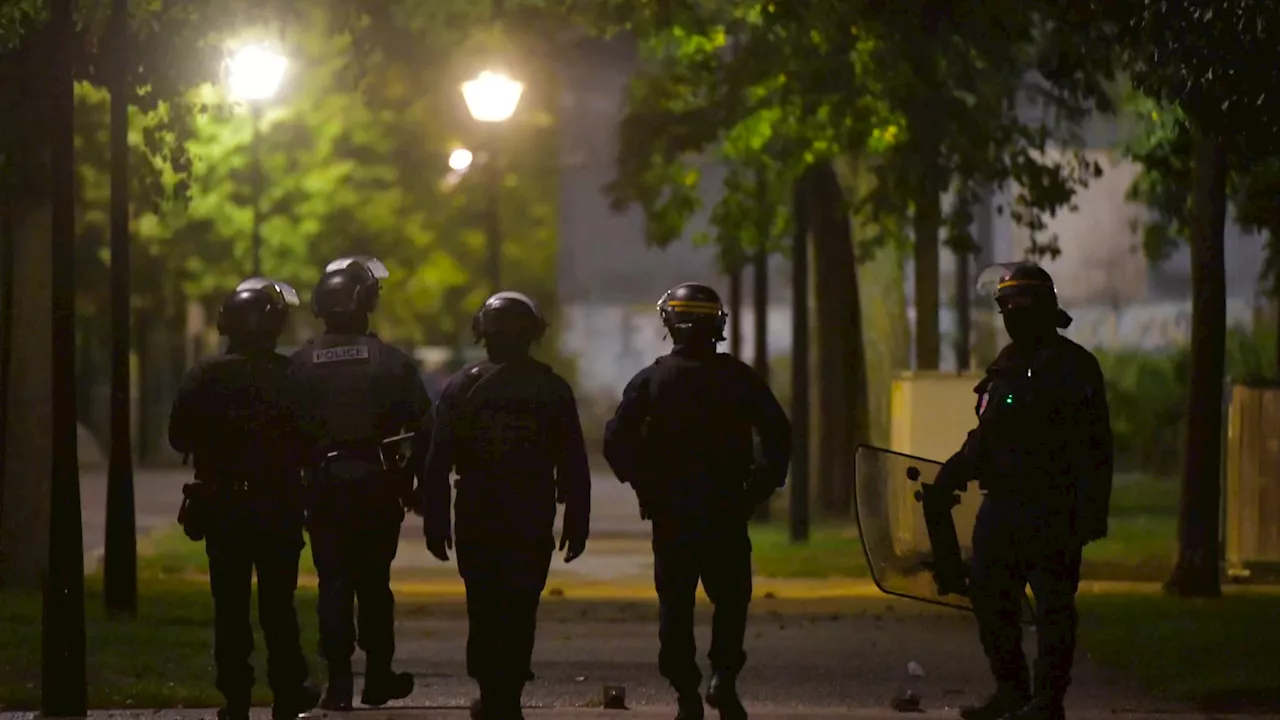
999, 695, 1066, 720
706, 674, 746, 720
321, 660, 354, 711
217, 706, 250, 720
960, 682, 1031, 720
361, 663, 415, 706
676, 689, 705, 720
272, 682, 321, 719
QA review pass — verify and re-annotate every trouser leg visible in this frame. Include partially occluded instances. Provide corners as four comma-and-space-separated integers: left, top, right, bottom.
207, 531, 255, 709
968, 503, 1030, 690
309, 525, 357, 663
701, 526, 752, 678
355, 524, 401, 670
1026, 537, 1083, 701
655, 544, 703, 693
255, 530, 310, 694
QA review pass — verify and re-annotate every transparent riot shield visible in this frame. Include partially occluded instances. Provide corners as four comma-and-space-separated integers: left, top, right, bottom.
854, 444, 1035, 622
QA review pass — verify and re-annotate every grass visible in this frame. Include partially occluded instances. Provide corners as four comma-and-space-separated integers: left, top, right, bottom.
0, 575, 325, 710
136, 526, 318, 578
750, 522, 869, 579
1079, 592, 1280, 712
750, 475, 1181, 581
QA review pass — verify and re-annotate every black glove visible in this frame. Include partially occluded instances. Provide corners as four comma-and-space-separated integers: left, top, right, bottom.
933, 454, 972, 494
741, 481, 776, 520
559, 526, 587, 563
425, 530, 452, 562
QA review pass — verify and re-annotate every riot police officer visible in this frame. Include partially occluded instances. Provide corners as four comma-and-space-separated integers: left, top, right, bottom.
421, 291, 591, 720
289, 256, 432, 710
935, 262, 1113, 720
168, 277, 320, 720
603, 282, 792, 720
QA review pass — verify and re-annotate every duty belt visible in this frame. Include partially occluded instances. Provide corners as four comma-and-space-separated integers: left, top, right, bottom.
321, 443, 384, 466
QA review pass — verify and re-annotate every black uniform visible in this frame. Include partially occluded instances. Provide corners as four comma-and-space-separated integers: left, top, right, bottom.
943, 263, 1113, 720
169, 280, 317, 720
289, 331, 431, 690
603, 283, 791, 720
421, 293, 591, 719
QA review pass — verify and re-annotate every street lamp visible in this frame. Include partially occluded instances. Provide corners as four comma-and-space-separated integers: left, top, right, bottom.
460, 70, 524, 293
227, 43, 287, 276
448, 147, 474, 172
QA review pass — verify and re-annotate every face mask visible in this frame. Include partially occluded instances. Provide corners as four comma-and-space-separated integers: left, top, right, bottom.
1002, 307, 1049, 344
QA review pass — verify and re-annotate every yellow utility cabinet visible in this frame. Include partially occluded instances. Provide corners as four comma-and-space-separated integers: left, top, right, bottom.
1224, 384, 1280, 581
886, 371, 986, 556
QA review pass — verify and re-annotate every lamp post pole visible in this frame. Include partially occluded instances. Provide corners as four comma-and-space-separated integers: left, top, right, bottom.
460, 70, 524, 295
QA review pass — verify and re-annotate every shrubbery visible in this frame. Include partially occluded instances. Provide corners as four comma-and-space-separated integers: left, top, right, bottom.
1096, 327, 1276, 475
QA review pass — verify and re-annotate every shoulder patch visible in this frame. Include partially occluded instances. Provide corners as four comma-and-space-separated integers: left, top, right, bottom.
313, 345, 370, 364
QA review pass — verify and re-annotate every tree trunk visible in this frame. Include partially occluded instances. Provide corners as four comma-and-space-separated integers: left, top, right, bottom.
810, 161, 868, 517
789, 168, 812, 542
104, 0, 137, 616
913, 161, 943, 370
728, 260, 743, 357
0, 206, 54, 590
43, 0, 89, 704
954, 245, 971, 371
752, 248, 770, 384
1166, 128, 1228, 598
752, 246, 772, 523
0, 197, 14, 523
135, 310, 153, 461
752, 167, 773, 523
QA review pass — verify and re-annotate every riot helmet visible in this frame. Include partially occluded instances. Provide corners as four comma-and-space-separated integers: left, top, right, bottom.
975, 261, 1072, 343
472, 291, 548, 348
657, 282, 727, 344
216, 276, 301, 349
311, 255, 388, 318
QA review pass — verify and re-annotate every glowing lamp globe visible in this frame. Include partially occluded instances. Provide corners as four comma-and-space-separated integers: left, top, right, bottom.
460, 71, 525, 123
227, 44, 288, 102
448, 148, 474, 171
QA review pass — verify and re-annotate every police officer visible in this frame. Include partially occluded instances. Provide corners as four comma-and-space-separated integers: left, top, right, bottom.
289, 256, 432, 710
168, 278, 321, 720
421, 291, 591, 720
935, 262, 1113, 720
603, 283, 792, 720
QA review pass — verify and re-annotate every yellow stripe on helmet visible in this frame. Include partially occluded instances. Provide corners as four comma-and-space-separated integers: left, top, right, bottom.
663, 300, 724, 314
997, 279, 1051, 290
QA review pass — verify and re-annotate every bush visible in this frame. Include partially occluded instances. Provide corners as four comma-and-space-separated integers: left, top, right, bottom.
1096, 326, 1276, 475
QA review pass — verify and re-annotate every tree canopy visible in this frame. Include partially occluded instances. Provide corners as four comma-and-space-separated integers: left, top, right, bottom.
48, 0, 568, 347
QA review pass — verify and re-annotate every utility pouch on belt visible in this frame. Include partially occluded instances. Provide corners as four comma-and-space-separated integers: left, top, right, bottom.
177, 482, 215, 541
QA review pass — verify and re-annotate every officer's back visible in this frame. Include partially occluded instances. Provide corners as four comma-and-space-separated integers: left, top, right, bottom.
450, 354, 578, 537
627, 348, 764, 512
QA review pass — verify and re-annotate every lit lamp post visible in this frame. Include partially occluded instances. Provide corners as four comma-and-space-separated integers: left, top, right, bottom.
460, 70, 524, 293
226, 43, 287, 277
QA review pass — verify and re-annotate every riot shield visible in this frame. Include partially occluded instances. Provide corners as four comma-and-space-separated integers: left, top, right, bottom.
854, 444, 1035, 622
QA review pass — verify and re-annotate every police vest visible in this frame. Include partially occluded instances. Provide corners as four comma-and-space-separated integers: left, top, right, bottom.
302, 334, 384, 446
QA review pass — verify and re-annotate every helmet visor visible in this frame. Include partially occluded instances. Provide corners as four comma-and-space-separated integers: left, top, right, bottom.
974, 261, 1051, 299
487, 291, 542, 318
325, 255, 389, 280
236, 277, 301, 307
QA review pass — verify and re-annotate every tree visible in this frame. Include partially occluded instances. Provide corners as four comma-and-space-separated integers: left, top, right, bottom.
550, 0, 1117, 516
4, 0, 570, 590
1114, 0, 1280, 597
